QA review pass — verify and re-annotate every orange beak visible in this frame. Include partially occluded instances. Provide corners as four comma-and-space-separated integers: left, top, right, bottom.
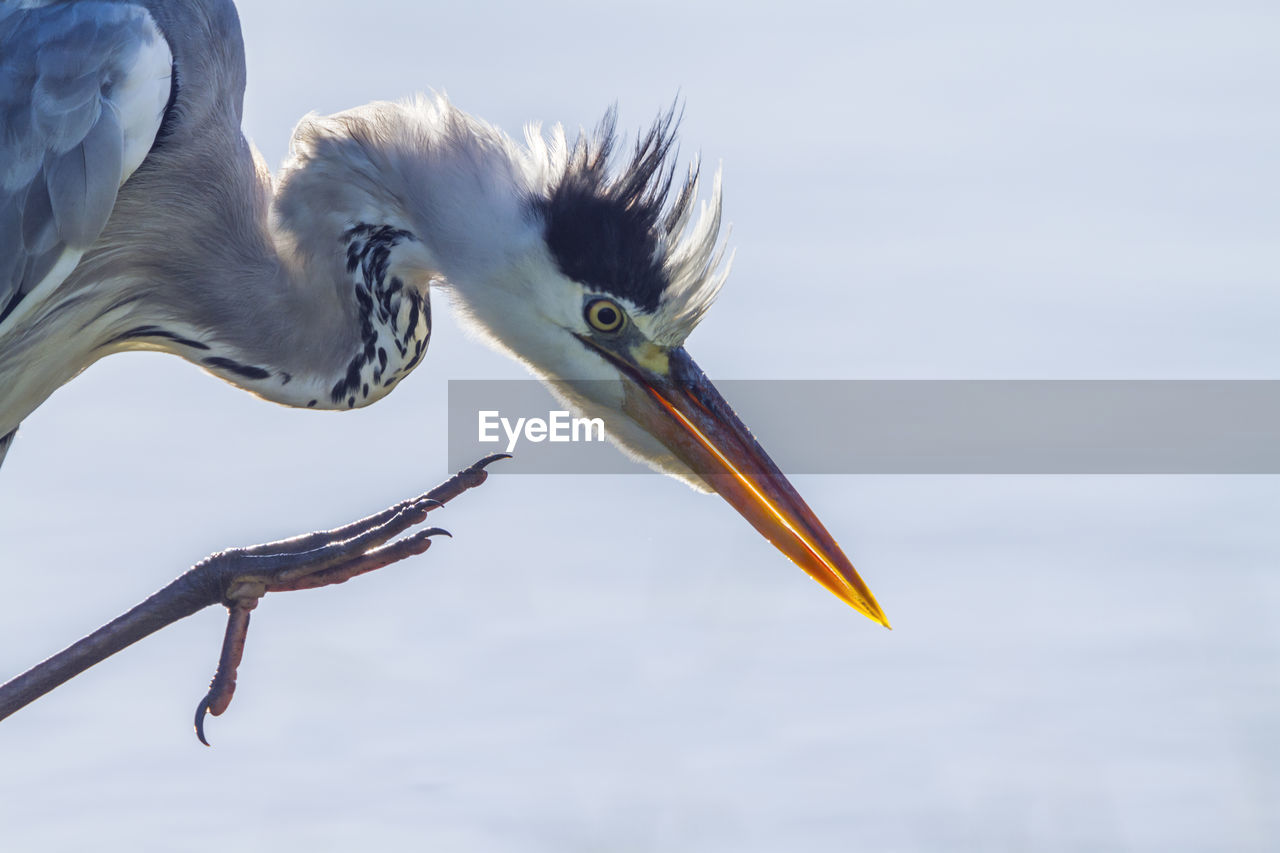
585, 341, 889, 627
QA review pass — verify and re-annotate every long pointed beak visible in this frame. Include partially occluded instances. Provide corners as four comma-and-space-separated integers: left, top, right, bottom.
609, 345, 889, 628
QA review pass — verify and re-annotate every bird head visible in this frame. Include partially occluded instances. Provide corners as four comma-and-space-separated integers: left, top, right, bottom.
402, 102, 889, 627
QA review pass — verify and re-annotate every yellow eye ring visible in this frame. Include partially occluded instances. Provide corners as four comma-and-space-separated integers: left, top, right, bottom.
585, 298, 625, 333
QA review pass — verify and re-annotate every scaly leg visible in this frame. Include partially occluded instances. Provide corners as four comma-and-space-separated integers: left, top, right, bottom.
192, 494, 451, 744
0, 454, 510, 741
191, 454, 511, 745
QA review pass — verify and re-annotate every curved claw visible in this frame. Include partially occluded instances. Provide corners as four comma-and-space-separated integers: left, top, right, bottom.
422, 527, 451, 539
473, 453, 513, 470
194, 696, 214, 747
192, 603, 252, 746
420, 498, 444, 511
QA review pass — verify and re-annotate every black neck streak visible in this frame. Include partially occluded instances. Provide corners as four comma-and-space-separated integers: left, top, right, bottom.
332, 224, 429, 408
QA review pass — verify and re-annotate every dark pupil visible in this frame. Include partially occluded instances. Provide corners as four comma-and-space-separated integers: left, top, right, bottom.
596, 306, 618, 327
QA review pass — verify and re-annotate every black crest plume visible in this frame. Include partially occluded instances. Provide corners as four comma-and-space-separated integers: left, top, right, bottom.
538, 104, 700, 313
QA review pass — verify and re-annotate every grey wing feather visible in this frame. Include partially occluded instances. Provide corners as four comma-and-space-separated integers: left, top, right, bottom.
0, 2, 171, 324
47, 99, 125, 243
0, 425, 14, 472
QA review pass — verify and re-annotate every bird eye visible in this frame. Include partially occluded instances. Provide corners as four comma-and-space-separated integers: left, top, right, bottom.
585, 298, 625, 333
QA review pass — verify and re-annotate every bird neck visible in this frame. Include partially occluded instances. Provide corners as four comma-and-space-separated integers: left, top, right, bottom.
2, 98, 538, 429
231, 98, 545, 407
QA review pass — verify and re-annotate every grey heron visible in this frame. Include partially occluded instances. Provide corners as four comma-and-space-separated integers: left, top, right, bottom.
2, 0, 888, 721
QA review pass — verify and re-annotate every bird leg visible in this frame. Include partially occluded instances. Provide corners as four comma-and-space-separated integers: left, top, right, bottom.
0, 454, 511, 740
199, 600, 254, 724
192, 492, 454, 744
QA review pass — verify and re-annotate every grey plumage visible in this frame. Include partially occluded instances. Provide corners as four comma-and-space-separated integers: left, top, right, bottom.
0, 0, 332, 448
0, 426, 14, 470
0, 1, 159, 323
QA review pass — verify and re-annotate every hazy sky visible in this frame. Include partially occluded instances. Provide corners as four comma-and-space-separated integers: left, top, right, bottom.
2, 2, 1278, 850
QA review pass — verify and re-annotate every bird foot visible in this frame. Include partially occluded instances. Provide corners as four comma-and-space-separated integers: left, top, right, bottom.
193, 453, 510, 745
194, 495, 448, 745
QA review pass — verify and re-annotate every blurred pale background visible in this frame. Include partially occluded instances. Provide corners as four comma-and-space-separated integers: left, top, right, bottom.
1, 1, 1277, 850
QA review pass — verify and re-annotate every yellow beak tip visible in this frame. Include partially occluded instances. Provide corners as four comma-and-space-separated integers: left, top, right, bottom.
865, 608, 892, 630
850, 595, 891, 630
